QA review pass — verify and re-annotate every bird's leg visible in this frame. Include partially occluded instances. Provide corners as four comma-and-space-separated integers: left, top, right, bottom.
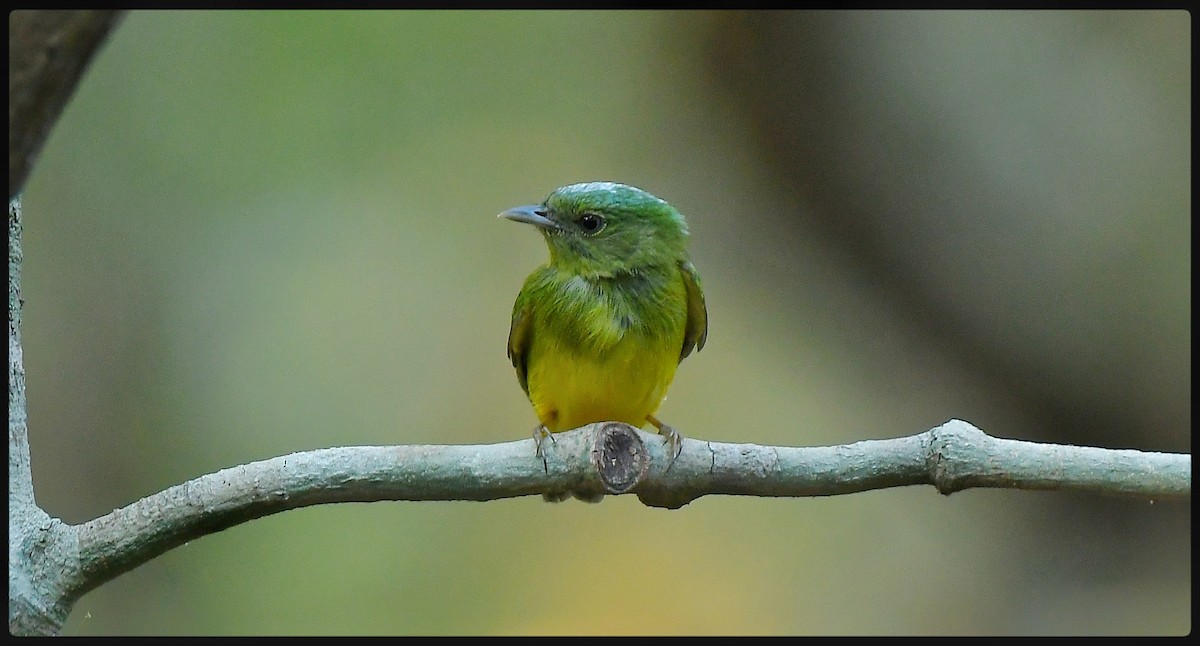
533, 424, 573, 500
646, 414, 683, 462
532, 424, 555, 456
532, 424, 555, 474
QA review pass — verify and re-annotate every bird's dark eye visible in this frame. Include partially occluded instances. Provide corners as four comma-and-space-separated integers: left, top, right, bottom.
578, 212, 605, 234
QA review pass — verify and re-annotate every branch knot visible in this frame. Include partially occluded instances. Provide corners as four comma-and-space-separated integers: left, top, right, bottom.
591, 422, 649, 494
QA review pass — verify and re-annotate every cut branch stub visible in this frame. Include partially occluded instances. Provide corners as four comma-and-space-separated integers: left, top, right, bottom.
591, 422, 650, 494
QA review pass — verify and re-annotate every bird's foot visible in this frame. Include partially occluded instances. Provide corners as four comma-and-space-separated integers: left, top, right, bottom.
647, 414, 683, 463
532, 424, 555, 473
532, 424, 555, 457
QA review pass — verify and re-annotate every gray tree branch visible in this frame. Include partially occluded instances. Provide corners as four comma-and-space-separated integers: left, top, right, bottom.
10, 199, 84, 635
66, 418, 1190, 598
9, 11, 122, 633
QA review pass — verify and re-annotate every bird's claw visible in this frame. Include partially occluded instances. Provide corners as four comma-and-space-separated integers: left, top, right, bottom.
532, 424, 555, 457
660, 425, 683, 463
532, 424, 555, 473
647, 414, 684, 464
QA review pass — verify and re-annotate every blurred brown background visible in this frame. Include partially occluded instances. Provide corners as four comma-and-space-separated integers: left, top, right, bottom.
20, 10, 1189, 635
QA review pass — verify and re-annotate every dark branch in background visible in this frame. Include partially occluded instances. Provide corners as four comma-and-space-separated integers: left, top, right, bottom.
9, 10, 124, 199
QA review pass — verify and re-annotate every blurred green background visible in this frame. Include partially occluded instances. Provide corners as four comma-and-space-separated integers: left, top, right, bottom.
20, 10, 1189, 635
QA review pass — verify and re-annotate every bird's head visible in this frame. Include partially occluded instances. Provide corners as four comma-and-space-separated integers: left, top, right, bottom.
498, 181, 690, 278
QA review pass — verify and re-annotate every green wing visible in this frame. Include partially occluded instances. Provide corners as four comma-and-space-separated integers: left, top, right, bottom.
507, 290, 534, 397
678, 260, 708, 361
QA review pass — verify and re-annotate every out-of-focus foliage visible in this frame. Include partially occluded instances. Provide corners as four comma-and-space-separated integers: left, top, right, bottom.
21, 10, 1187, 635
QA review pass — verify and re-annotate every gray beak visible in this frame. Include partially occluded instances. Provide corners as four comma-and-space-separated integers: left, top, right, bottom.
497, 205, 560, 231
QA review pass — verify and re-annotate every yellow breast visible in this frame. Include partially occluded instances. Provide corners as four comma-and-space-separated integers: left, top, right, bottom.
526, 326, 682, 433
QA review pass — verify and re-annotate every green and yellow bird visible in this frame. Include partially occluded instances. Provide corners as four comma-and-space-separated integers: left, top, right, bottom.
500, 181, 707, 460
